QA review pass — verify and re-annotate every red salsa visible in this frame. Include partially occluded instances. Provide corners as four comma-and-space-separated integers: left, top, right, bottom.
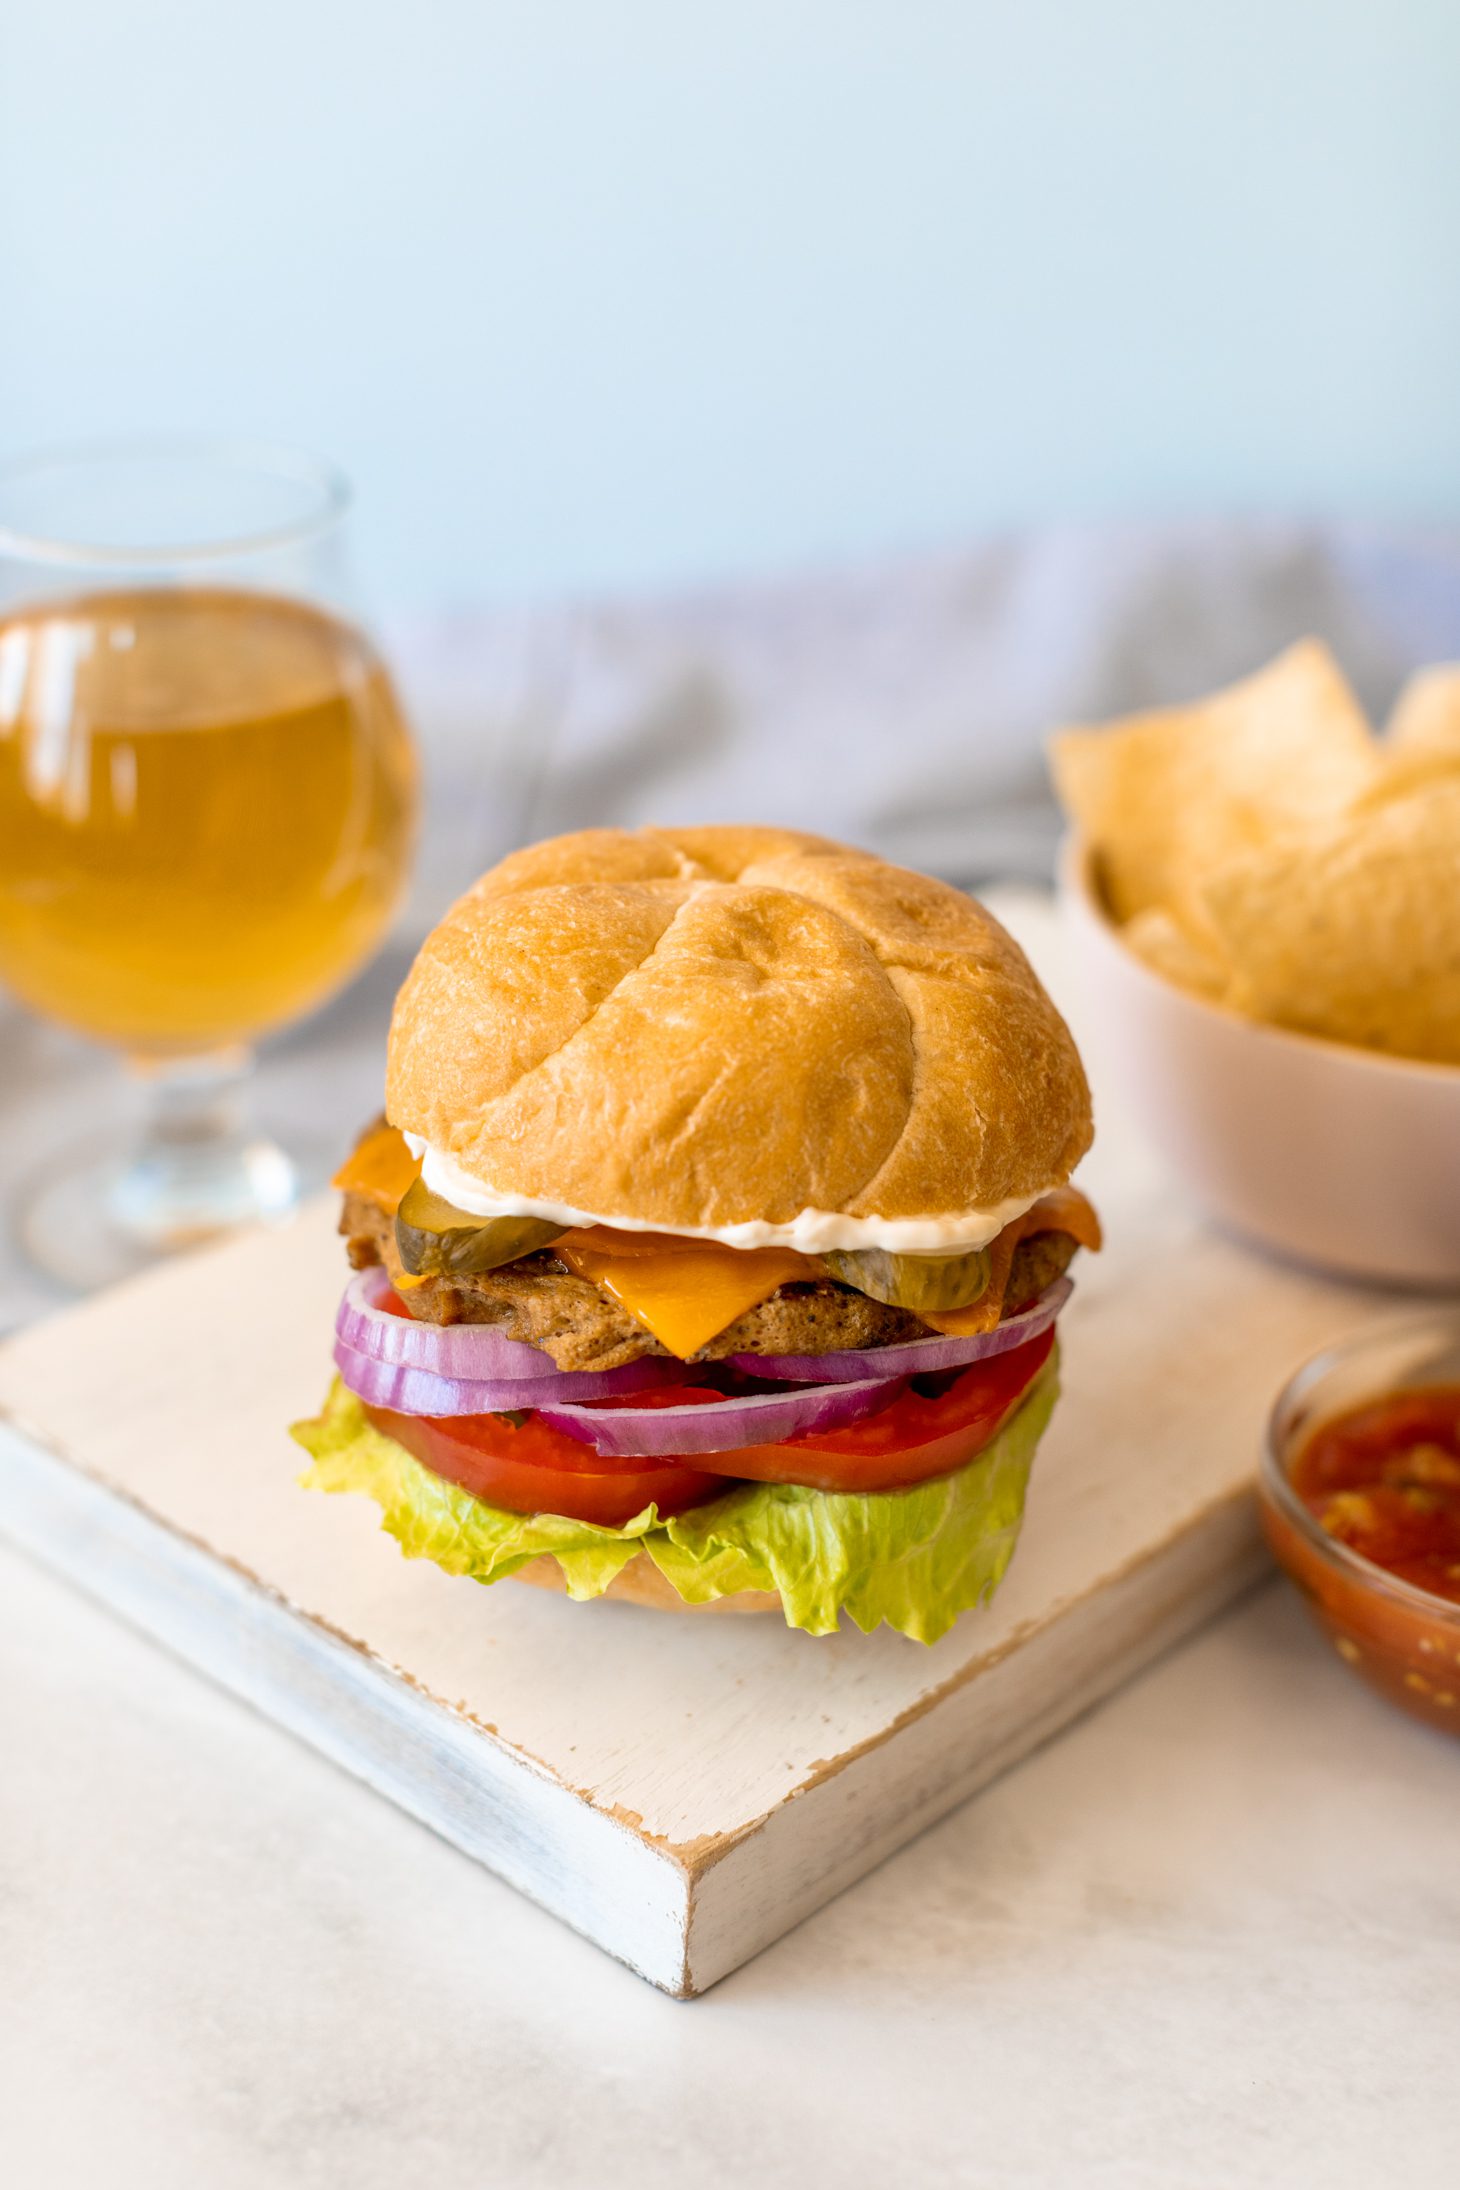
1290, 1386, 1460, 1605
1263, 1381, 1460, 1737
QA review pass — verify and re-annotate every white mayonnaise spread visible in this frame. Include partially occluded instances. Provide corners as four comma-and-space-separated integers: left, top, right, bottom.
403, 1136, 1046, 1256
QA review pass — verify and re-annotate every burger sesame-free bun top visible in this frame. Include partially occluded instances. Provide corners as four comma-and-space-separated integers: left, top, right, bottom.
387, 826, 1092, 1234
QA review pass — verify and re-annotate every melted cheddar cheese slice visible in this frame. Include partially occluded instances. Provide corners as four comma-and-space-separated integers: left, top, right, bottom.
332, 1123, 421, 1211
919, 1187, 1102, 1336
556, 1230, 816, 1359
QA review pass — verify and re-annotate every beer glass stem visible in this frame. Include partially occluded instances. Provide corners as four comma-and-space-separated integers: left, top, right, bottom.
110, 1050, 300, 1250
17, 1048, 303, 1292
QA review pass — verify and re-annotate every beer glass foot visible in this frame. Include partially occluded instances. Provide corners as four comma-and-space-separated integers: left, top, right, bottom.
19, 1050, 302, 1292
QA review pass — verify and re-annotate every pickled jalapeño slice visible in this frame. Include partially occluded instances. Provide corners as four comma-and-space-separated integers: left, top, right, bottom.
395, 1176, 565, 1277
821, 1245, 992, 1313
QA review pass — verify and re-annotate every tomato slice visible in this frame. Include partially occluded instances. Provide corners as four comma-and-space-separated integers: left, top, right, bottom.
586, 1384, 727, 1412
364, 1303, 1054, 1513
689, 1327, 1056, 1492
362, 1403, 726, 1527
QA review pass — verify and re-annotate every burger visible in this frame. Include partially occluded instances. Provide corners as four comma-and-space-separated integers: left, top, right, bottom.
292, 826, 1100, 1642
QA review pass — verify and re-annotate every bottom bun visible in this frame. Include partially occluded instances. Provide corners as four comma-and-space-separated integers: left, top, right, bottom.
511, 1549, 781, 1617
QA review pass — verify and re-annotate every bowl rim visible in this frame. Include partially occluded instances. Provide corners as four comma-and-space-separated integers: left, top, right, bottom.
1259, 1311, 1460, 1631
1057, 832, 1460, 1086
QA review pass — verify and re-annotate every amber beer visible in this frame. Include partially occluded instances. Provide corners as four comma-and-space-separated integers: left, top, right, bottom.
0, 586, 417, 1053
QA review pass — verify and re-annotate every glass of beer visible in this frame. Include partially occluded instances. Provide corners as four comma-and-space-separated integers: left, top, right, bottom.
0, 439, 419, 1289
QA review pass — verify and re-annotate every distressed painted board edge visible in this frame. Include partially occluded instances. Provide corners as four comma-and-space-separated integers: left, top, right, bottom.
0, 1419, 695, 1993
684, 1485, 1266, 1991
0, 1412, 1266, 1996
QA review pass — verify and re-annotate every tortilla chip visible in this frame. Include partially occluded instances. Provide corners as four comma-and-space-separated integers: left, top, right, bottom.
1360, 666, 1460, 807
1199, 782, 1460, 1065
1050, 641, 1379, 924
1387, 665, 1460, 758
1122, 906, 1233, 1002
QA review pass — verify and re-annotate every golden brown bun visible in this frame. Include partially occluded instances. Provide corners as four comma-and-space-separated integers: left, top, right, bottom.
511, 1550, 780, 1616
388, 826, 1091, 1228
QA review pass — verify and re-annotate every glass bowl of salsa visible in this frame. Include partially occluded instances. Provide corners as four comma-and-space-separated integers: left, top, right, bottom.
1261, 1315, 1460, 1736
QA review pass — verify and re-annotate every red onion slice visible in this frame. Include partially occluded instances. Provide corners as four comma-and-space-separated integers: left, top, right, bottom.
335, 1269, 687, 1395
727, 1276, 1074, 1383
332, 1334, 673, 1418
331, 1268, 1070, 1447
538, 1373, 904, 1458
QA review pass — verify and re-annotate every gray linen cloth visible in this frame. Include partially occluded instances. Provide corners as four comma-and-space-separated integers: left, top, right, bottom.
400, 516, 1460, 909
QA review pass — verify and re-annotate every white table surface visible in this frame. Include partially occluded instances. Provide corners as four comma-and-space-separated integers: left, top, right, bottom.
4, 1536, 1456, 2190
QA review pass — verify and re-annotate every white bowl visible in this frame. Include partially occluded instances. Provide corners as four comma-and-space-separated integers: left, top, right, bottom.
1058, 838, 1460, 1287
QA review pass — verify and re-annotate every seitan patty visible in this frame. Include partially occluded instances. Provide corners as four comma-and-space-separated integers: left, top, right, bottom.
341, 1191, 1078, 1372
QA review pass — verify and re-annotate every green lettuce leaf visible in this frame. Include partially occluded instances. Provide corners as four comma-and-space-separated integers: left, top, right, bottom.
291, 1354, 1058, 1644
291, 1381, 661, 1600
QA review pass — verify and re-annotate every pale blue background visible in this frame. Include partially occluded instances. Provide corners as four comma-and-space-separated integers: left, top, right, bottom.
3, 1, 1459, 608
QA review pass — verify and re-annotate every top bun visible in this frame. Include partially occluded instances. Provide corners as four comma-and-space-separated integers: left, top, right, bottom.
387, 826, 1092, 1230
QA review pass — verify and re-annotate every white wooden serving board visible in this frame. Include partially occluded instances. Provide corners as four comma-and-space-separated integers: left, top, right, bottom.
0, 899, 1394, 1995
